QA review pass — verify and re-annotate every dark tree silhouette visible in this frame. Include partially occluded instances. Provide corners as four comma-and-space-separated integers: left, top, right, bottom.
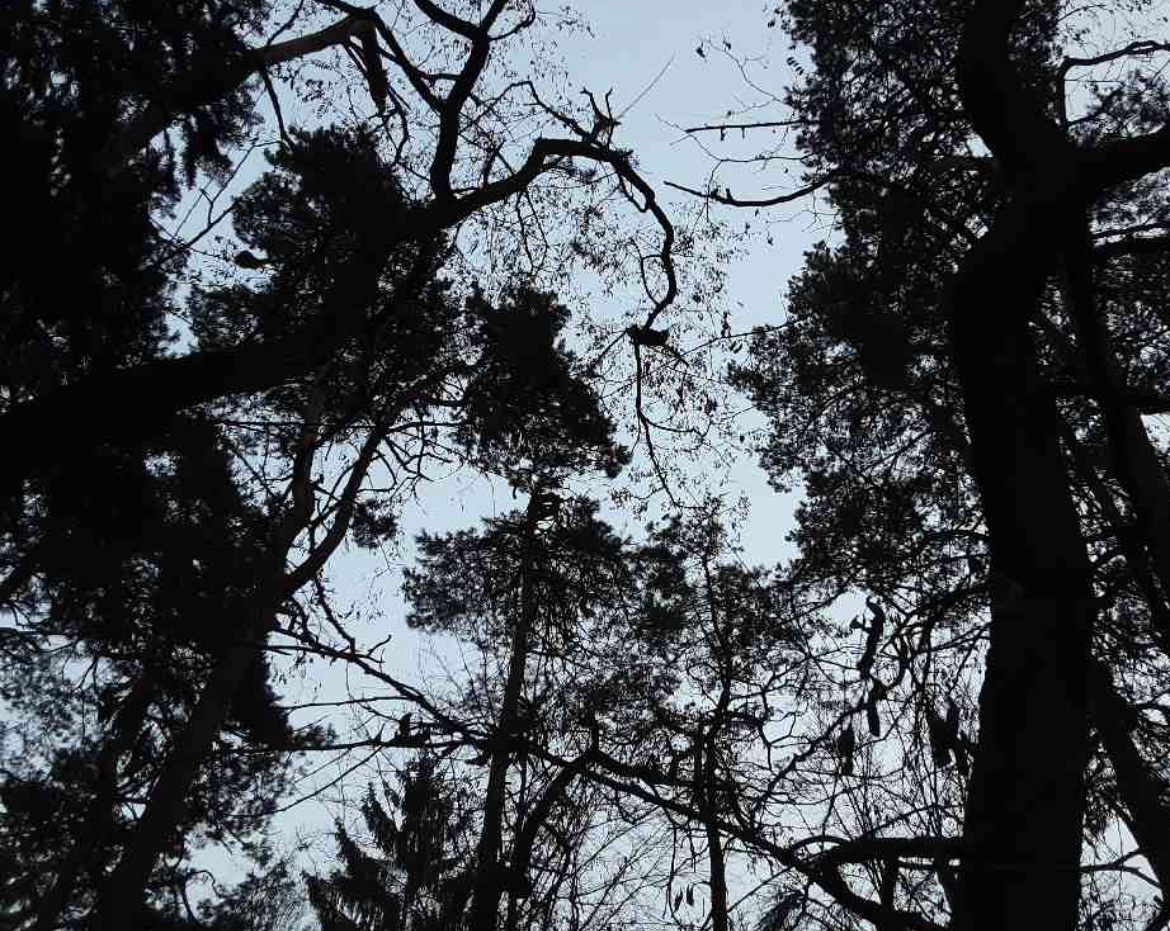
697, 1, 1170, 928
1, 2, 685, 928
306, 757, 476, 931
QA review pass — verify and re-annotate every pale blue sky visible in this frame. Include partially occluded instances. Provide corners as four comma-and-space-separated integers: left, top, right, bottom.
172, 0, 827, 899
283, 0, 821, 819
312, 0, 820, 711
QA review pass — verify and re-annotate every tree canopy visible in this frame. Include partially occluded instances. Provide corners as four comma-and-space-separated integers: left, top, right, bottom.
6, 2, 1170, 931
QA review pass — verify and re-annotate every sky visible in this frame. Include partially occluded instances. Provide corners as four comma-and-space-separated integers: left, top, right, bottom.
279, 0, 824, 829
297, 0, 824, 744
360, 0, 823, 562
172, 0, 832, 899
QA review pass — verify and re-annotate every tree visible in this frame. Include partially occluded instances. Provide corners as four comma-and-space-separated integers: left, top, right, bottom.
305, 756, 476, 931
202, 852, 310, 931
0, 0, 679, 487
692, 1, 1170, 928
1, 2, 696, 927
402, 487, 686, 930
0, 411, 317, 931
401, 485, 845, 931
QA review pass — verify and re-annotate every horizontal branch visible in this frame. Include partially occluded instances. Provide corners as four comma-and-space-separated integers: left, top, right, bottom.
1061, 41, 1170, 78
663, 172, 833, 208
1087, 123, 1170, 192
683, 118, 806, 134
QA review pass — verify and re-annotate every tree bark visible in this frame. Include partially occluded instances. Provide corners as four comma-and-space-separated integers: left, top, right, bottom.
468, 490, 545, 931
947, 195, 1095, 931
947, 4, 1100, 928
700, 736, 730, 931
1088, 662, 1170, 900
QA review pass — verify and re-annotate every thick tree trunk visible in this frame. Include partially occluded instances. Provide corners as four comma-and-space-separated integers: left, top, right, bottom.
949, 4, 1100, 928
34, 677, 154, 931
947, 199, 1094, 931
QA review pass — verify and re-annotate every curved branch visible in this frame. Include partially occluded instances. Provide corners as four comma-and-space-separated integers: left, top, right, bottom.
664, 173, 833, 209
955, 0, 1069, 177
422, 0, 510, 201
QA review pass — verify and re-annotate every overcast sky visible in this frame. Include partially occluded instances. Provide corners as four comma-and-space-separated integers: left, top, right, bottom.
302, 0, 822, 721
370, 0, 821, 559
197, 0, 829, 883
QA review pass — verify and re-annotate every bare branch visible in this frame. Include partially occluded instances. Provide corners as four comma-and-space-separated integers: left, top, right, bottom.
664, 173, 834, 209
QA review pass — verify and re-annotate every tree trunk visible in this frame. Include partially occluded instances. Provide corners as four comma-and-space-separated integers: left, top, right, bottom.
701, 736, 729, 931
949, 4, 1099, 928
99, 388, 337, 929
99, 608, 278, 930
91, 315, 418, 929
1088, 662, 1170, 897
947, 198, 1094, 931
35, 677, 154, 931
468, 491, 545, 931
1060, 230, 1170, 615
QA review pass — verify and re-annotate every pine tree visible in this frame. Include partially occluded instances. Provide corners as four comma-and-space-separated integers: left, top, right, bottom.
305, 758, 476, 931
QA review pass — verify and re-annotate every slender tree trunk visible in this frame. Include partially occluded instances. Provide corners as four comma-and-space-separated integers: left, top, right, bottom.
97, 389, 328, 930
468, 491, 545, 931
1060, 229, 1170, 608
510, 762, 580, 891
700, 737, 729, 931
1088, 662, 1170, 892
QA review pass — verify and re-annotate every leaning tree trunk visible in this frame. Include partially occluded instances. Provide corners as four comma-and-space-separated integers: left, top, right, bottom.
99, 614, 279, 931
1088, 661, 1170, 897
1060, 228, 1170, 623
98, 393, 388, 930
34, 677, 155, 931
